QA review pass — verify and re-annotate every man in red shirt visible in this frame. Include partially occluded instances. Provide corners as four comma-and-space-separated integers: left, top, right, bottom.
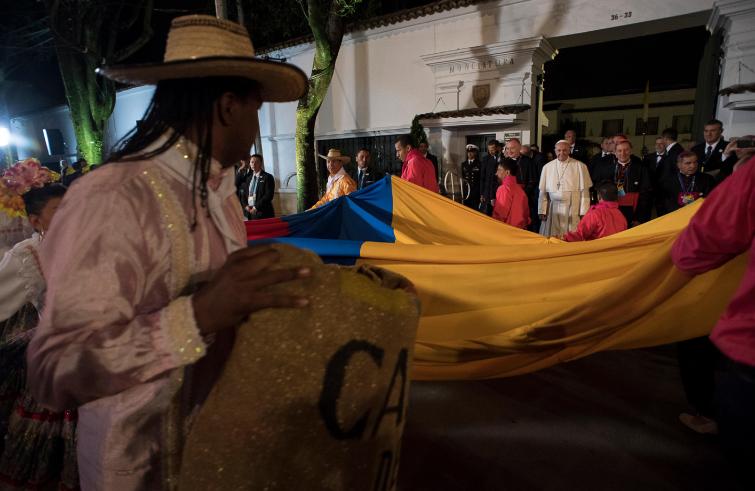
672, 151, 755, 490
395, 135, 439, 193
492, 160, 530, 229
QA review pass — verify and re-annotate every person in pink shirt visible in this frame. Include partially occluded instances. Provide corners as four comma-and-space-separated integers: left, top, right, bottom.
395, 135, 439, 193
563, 181, 627, 241
671, 151, 755, 490
25, 16, 312, 490
492, 160, 530, 229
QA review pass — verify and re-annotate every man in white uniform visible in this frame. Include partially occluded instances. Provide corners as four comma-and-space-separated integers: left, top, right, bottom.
538, 140, 592, 237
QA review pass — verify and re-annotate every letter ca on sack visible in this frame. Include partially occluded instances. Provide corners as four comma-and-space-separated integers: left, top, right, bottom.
318, 340, 408, 440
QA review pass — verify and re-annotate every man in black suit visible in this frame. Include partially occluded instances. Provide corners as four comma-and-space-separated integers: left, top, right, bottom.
642, 136, 666, 171
565, 130, 588, 164
352, 148, 385, 190
659, 128, 684, 178
655, 128, 684, 216
479, 139, 502, 216
240, 154, 275, 220
589, 137, 613, 175
691, 119, 737, 181
235, 155, 253, 207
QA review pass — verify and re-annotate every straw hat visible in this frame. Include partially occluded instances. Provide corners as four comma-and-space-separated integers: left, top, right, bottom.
97, 15, 307, 102
318, 149, 351, 164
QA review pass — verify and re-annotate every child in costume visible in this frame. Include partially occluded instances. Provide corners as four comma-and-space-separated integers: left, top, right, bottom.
0, 159, 78, 490
563, 181, 627, 242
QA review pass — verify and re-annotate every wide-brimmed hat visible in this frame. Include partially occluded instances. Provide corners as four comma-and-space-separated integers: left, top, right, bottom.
97, 15, 308, 102
318, 149, 351, 164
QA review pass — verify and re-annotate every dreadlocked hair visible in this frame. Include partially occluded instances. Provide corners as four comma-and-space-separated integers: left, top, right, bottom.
106, 76, 259, 229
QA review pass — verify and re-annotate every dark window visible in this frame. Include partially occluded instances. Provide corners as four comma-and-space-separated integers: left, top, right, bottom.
569, 121, 586, 138
672, 114, 693, 134
601, 119, 624, 137
635, 117, 659, 135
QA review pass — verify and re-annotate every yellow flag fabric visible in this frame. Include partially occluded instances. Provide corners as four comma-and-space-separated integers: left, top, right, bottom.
357, 177, 746, 380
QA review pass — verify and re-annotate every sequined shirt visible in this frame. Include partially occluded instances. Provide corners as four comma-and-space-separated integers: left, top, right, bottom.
26, 137, 247, 490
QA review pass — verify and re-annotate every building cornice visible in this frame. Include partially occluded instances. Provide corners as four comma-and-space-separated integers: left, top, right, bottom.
258, 0, 493, 55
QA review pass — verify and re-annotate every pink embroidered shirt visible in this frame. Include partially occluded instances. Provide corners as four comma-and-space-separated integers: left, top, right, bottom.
26, 137, 247, 490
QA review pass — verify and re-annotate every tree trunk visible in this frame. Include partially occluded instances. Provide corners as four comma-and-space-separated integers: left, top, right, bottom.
53, 43, 114, 164
294, 0, 350, 211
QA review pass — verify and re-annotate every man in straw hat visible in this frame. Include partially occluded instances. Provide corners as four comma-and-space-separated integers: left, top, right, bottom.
27, 15, 312, 490
309, 148, 356, 209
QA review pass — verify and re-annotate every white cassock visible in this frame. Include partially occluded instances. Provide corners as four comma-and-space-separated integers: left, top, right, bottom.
538, 157, 592, 237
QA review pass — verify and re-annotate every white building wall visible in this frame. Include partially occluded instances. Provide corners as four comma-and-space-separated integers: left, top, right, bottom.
709, 0, 755, 138
262, 0, 717, 197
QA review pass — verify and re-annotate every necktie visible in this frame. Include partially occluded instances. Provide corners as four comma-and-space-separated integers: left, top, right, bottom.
250, 175, 258, 196
358, 170, 364, 188
705, 145, 712, 160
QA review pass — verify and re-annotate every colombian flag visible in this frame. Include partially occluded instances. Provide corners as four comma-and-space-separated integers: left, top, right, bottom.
247, 176, 745, 380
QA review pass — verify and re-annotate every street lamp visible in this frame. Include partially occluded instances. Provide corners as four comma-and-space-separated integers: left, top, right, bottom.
0, 127, 10, 147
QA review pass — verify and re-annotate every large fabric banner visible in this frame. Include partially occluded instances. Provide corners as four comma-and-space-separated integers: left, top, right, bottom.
248, 176, 745, 380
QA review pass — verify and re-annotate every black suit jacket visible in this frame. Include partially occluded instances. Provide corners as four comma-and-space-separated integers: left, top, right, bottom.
657, 142, 684, 182
642, 152, 665, 172
235, 167, 253, 205
241, 171, 275, 219
426, 153, 440, 183
352, 166, 385, 190
511, 155, 538, 199
569, 144, 588, 164
480, 153, 501, 202
658, 171, 716, 216
691, 139, 736, 179
589, 153, 612, 177
591, 155, 653, 223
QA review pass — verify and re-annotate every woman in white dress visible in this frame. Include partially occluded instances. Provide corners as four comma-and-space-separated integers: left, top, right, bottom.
0, 159, 77, 490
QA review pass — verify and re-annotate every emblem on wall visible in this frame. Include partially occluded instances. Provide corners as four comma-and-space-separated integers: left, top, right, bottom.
473, 84, 490, 108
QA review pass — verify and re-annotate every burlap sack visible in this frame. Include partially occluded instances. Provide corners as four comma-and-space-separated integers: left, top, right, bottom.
178, 244, 420, 491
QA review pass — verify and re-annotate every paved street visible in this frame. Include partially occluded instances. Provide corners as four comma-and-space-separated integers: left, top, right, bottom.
399, 346, 734, 490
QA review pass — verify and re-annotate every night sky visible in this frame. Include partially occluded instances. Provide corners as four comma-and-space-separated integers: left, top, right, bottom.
544, 26, 707, 100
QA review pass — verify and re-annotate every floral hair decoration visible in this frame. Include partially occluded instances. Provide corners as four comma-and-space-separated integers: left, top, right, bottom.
0, 158, 61, 218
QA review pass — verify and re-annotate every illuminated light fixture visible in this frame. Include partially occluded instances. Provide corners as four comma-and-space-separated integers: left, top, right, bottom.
0, 127, 10, 147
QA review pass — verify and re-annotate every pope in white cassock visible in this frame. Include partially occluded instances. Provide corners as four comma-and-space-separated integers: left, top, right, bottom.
538, 140, 592, 237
